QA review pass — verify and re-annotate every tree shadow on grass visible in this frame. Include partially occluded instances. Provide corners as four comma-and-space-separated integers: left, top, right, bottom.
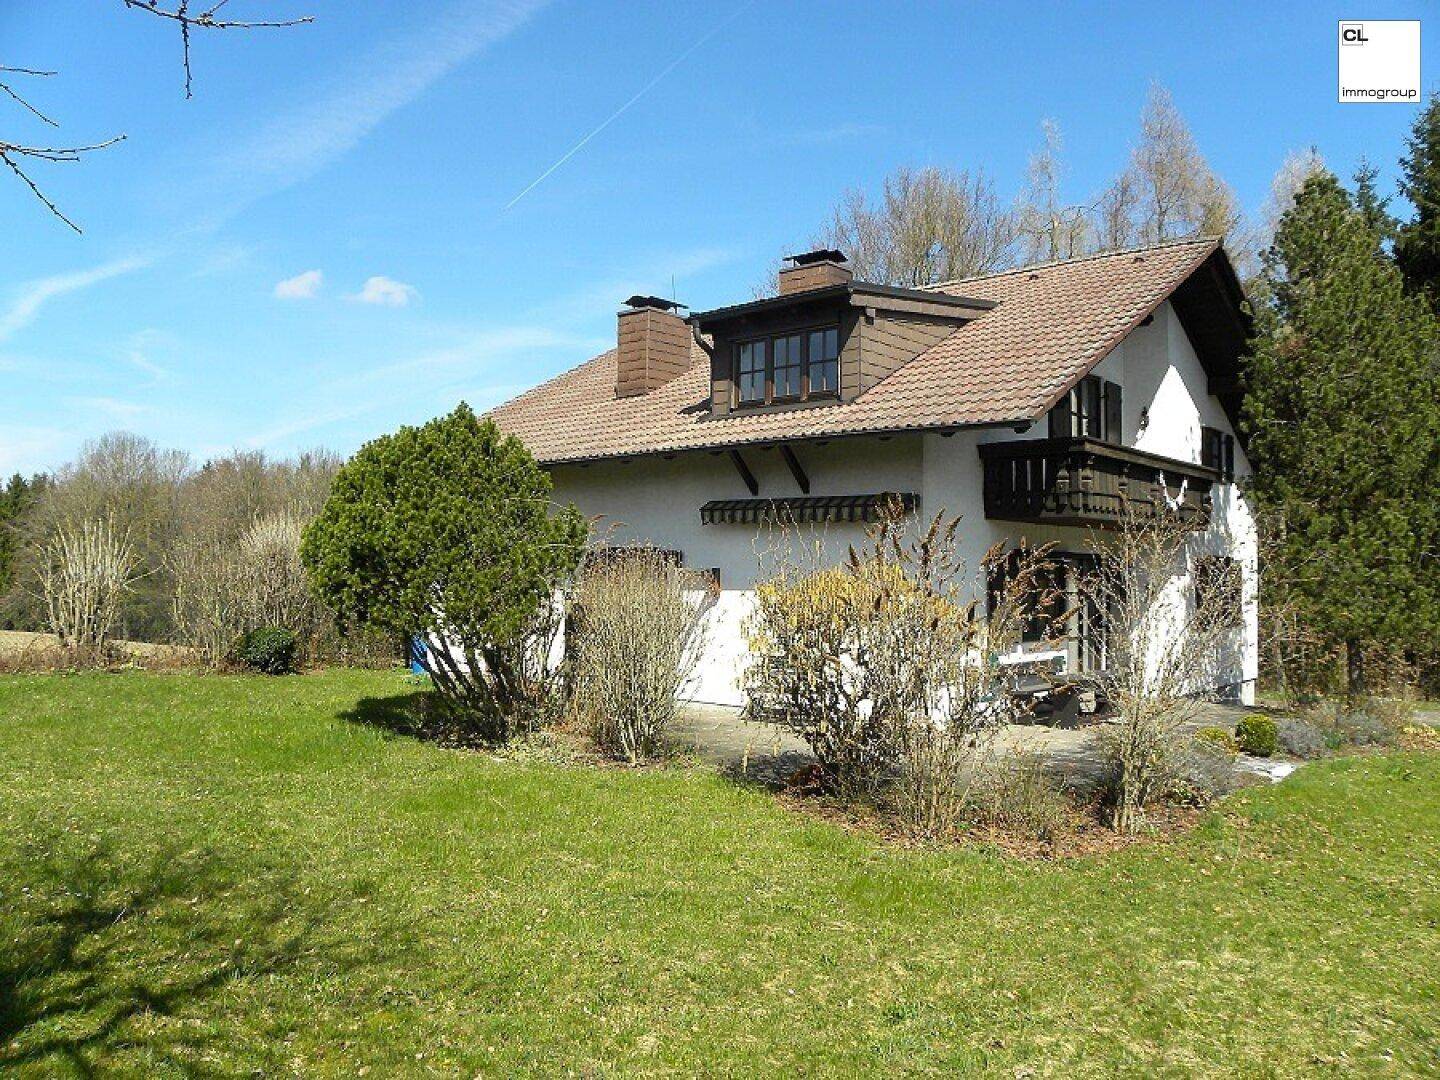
340, 691, 509, 750
0, 836, 364, 1075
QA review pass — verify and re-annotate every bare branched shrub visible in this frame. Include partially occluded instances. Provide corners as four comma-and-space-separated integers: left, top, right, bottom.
173, 506, 328, 664
38, 518, 141, 652
974, 751, 1072, 845
567, 549, 709, 762
745, 509, 1062, 837
170, 533, 245, 662
1087, 497, 1235, 834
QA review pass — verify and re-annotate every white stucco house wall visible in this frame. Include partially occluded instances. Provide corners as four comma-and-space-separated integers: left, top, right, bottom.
489, 239, 1259, 709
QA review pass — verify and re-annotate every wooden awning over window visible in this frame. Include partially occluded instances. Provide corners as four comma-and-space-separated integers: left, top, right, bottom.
699, 492, 919, 526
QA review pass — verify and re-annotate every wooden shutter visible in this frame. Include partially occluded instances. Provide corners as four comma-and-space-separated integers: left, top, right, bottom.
1103, 381, 1122, 444
1222, 433, 1235, 481
1049, 389, 1074, 438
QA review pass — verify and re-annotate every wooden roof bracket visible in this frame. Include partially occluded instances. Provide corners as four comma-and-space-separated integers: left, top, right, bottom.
729, 449, 759, 495
779, 444, 810, 494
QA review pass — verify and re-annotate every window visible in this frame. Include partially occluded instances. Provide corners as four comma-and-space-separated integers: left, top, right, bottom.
772, 333, 803, 400
987, 549, 1067, 645
1200, 426, 1235, 482
732, 325, 841, 407
807, 327, 839, 395
736, 341, 765, 404
1194, 555, 1243, 628
1049, 375, 1122, 443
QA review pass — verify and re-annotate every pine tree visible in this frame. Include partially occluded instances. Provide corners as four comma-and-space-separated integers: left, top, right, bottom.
1352, 158, 1396, 248
1244, 172, 1440, 692
1395, 94, 1440, 312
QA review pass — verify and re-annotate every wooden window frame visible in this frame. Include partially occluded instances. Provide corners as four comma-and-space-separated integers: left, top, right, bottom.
1200, 425, 1235, 482
1049, 375, 1122, 444
732, 322, 842, 408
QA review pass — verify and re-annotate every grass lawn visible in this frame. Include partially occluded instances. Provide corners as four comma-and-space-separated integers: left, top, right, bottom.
1, 671, 1438, 1075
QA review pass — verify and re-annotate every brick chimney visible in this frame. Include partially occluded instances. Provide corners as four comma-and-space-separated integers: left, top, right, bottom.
778, 248, 852, 296
615, 295, 691, 398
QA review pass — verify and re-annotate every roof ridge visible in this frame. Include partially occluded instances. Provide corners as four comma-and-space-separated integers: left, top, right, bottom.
925, 236, 1221, 290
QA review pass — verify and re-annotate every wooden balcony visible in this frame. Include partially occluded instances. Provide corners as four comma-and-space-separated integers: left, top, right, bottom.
978, 437, 1217, 530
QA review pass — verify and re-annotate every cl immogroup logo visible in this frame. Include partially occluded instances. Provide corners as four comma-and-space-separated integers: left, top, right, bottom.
1338, 20, 1420, 102
1340, 23, 1369, 45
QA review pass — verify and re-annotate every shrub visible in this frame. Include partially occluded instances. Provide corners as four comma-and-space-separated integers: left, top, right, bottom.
302, 405, 586, 742
1163, 735, 1241, 806
744, 511, 1058, 829
234, 626, 298, 674
1235, 714, 1279, 757
976, 753, 1071, 845
1193, 725, 1239, 754
568, 549, 708, 763
1307, 701, 1401, 749
1276, 717, 1327, 759
38, 517, 140, 651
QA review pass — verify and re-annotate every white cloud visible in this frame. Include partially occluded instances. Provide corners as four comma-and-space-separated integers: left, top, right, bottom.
274, 269, 324, 300
351, 276, 419, 307
0, 256, 150, 344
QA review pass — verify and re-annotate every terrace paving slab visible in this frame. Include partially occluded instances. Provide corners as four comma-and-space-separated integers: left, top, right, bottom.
673, 700, 1285, 794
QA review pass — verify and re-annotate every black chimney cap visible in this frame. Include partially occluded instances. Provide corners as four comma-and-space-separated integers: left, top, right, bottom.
623, 295, 687, 312
783, 248, 847, 267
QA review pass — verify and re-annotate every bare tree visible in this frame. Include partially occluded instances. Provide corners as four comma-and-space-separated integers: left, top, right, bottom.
1085, 495, 1234, 834
1092, 84, 1244, 259
39, 517, 141, 651
1015, 119, 1092, 263
1092, 168, 1140, 252
1257, 147, 1326, 252
818, 166, 1016, 286
4, 2, 311, 232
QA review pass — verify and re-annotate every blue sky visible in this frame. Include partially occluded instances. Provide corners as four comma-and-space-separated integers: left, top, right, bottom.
1, 0, 1434, 475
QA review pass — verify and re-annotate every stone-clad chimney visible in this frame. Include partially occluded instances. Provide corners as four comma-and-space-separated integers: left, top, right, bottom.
778, 248, 853, 296
615, 295, 691, 398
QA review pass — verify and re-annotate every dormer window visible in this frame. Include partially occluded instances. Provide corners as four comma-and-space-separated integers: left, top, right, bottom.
733, 325, 840, 407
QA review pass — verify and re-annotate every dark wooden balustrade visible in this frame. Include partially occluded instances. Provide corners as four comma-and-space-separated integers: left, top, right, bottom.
978, 437, 1217, 530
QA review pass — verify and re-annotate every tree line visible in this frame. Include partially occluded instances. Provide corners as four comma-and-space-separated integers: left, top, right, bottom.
0, 432, 391, 663
800, 84, 1251, 290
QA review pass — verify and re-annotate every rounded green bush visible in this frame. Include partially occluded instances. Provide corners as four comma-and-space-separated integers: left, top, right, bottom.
1194, 725, 1239, 755
235, 627, 299, 675
1235, 714, 1279, 757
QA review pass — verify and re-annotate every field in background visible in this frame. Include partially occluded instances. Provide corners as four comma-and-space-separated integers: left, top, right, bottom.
1, 670, 1437, 1074
0, 630, 193, 662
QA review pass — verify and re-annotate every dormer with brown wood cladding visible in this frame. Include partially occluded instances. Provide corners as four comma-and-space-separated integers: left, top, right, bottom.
691, 249, 997, 417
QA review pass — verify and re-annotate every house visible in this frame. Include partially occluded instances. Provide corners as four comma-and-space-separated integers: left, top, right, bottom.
488, 237, 1258, 708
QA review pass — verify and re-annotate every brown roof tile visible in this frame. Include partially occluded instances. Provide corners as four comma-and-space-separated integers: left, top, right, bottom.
487, 238, 1221, 464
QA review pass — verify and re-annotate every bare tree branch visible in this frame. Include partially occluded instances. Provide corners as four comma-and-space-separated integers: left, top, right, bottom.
3, 1, 311, 232
121, 0, 314, 98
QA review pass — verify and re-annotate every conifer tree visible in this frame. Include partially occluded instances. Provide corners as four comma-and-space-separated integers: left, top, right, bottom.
1244, 172, 1440, 693
1395, 94, 1440, 311
1352, 159, 1396, 249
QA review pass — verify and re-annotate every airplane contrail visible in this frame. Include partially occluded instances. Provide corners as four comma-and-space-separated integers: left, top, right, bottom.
503, 1, 753, 211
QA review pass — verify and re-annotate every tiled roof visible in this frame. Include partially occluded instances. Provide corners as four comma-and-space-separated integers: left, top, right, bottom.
487, 238, 1222, 464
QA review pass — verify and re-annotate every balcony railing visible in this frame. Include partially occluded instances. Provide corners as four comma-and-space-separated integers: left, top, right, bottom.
978, 437, 1217, 530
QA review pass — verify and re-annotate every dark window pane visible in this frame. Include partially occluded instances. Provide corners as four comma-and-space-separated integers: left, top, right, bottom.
807, 327, 839, 395
773, 333, 802, 399
736, 341, 764, 404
